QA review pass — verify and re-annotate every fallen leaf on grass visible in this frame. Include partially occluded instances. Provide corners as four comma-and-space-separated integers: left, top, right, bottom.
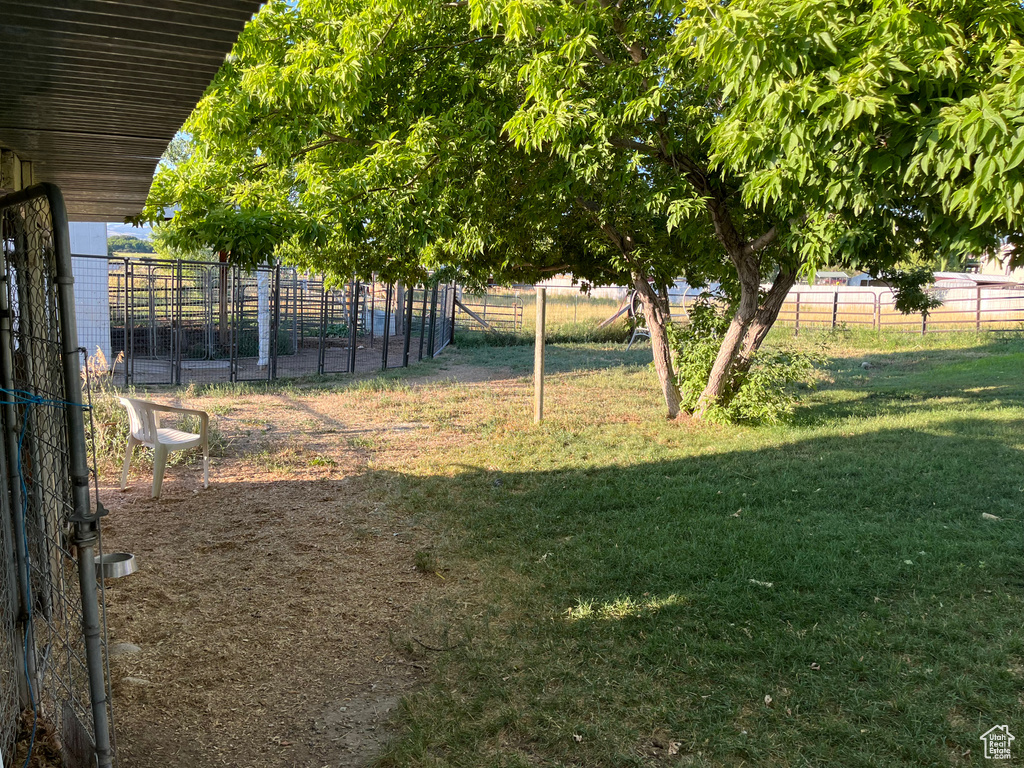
572, 733, 583, 743
810, 662, 821, 671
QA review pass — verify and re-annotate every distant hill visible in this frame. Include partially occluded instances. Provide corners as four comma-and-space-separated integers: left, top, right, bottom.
106, 222, 153, 240
108, 234, 156, 256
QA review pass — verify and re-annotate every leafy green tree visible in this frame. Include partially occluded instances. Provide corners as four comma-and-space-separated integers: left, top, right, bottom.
107, 234, 155, 256
144, 0, 1024, 419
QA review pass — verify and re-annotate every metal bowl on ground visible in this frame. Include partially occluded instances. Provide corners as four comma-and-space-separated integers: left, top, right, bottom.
95, 552, 136, 579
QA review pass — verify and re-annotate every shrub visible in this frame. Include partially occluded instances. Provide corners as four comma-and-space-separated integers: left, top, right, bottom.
671, 299, 823, 425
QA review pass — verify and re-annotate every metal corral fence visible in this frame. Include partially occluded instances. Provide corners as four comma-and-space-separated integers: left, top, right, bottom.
777, 286, 1024, 333
79, 255, 456, 387
455, 283, 672, 333
1, 185, 115, 767
456, 283, 1024, 335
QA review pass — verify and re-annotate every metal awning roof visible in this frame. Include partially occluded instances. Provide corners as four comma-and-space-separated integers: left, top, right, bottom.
0, 0, 264, 221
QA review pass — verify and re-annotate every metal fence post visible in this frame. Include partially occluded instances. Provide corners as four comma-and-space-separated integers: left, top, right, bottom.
292, 269, 299, 354
271, 265, 281, 381
794, 292, 801, 336
832, 290, 839, 328
403, 285, 414, 367
450, 284, 458, 346
229, 265, 238, 383
976, 286, 982, 331
174, 260, 183, 385
874, 293, 881, 331
427, 283, 439, 357
381, 283, 393, 371
369, 279, 376, 350
348, 279, 360, 373
47, 184, 115, 768
418, 284, 428, 361
318, 281, 327, 375
123, 258, 131, 387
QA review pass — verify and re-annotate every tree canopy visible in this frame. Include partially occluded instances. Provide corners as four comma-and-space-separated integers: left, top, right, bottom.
145, 0, 1024, 417
107, 234, 155, 256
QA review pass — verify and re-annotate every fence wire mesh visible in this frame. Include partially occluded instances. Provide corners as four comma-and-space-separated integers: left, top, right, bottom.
0, 430, 17, 767
1, 186, 114, 768
95, 255, 454, 386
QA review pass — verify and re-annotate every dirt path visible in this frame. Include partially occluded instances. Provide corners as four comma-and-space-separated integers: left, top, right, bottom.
98, 389, 453, 768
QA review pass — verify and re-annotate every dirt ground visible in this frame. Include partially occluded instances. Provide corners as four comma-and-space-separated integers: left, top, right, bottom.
97, 361, 511, 768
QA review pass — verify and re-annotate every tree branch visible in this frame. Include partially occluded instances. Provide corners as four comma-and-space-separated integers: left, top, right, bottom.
741, 226, 778, 257
370, 12, 404, 56
340, 155, 441, 205
250, 132, 364, 172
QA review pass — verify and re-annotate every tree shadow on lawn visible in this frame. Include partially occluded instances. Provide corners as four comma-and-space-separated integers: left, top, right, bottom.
384, 423, 1024, 767
799, 342, 1024, 425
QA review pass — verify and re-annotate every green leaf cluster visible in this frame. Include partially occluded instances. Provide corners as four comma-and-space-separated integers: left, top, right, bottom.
670, 299, 822, 425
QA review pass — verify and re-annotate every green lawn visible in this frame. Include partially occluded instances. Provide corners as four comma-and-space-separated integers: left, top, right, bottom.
336, 329, 1023, 766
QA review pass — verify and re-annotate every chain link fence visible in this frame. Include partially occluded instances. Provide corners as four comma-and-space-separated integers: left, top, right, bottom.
90, 255, 455, 386
1, 184, 114, 767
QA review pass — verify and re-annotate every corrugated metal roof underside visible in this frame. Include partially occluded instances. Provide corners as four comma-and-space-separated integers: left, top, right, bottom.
0, 0, 264, 220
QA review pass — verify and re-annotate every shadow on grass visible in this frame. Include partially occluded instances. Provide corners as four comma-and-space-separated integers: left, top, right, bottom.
799, 341, 1024, 425
381, 423, 1024, 767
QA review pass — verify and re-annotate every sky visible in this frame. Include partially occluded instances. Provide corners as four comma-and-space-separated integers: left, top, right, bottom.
106, 222, 153, 240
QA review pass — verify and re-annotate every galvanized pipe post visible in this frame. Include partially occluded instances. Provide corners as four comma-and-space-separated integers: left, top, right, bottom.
44, 184, 114, 768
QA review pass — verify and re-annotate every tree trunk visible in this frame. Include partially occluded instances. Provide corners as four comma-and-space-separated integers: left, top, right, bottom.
732, 267, 798, 379
632, 273, 682, 419
694, 251, 760, 416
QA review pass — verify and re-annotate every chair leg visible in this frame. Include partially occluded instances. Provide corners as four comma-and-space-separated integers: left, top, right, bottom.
120, 436, 139, 490
203, 454, 209, 489
152, 444, 168, 499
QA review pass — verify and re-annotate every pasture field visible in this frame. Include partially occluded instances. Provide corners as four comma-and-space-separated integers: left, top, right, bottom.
95, 328, 1024, 767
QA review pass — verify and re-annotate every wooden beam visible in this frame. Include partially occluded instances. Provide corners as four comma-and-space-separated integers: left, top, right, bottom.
453, 297, 495, 331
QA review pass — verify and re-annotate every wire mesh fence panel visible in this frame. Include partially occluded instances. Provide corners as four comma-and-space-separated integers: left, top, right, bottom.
234, 266, 278, 383
176, 262, 234, 386
0, 424, 19, 768
84, 255, 456, 386
321, 281, 356, 375
1, 186, 114, 767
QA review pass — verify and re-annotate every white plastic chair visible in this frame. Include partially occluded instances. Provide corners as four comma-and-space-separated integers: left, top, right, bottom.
118, 397, 210, 498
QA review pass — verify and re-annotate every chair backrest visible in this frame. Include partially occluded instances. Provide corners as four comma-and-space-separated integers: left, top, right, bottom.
118, 397, 158, 444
